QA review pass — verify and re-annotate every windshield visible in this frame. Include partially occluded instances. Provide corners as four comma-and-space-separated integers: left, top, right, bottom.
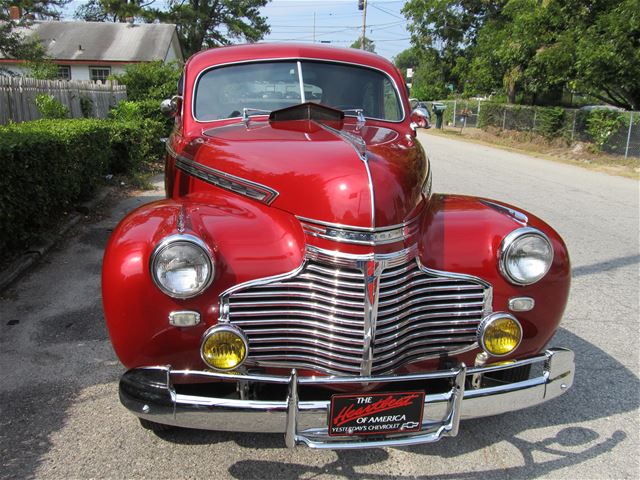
194, 60, 403, 122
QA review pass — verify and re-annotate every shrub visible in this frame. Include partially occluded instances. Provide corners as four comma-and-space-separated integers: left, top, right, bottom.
111, 61, 182, 102
586, 110, 627, 150
478, 103, 504, 128
0, 119, 164, 253
533, 107, 565, 138
35, 94, 69, 119
79, 95, 95, 118
106, 119, 165, 173
109, 100, 174, 137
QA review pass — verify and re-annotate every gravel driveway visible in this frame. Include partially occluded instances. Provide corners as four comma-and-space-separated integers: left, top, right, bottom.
0, 131, 638, 479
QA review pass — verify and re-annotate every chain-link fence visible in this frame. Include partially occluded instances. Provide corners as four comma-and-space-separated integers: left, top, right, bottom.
424, 100, 640, 159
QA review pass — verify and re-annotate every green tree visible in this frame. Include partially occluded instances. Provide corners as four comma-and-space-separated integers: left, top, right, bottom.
1, 1, 69, 62
403, 0, 639, 108
157, 0, 270, 57
574, 0, 640, 110
393, 46, 420, 78
78, 1, 272, 58
350, 36, 376, 53
75, 0, 145, 22
402, 0, 507, 94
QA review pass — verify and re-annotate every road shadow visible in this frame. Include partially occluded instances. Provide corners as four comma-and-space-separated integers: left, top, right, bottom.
572, 254, 640, 277
153, 328, 639, 478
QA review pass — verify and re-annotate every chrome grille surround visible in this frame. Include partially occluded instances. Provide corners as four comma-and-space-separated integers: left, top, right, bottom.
219, 246, 492, 376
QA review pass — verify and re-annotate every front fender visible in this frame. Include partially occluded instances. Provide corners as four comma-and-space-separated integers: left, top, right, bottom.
416, 194, 570, 364
102, 192, 305, 369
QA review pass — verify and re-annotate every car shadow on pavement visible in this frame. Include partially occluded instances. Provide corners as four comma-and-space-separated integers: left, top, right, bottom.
572, 254, 640, 277
218, 327, 636, 478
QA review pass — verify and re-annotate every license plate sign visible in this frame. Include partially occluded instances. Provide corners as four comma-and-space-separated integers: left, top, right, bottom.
328, 391, 425, 436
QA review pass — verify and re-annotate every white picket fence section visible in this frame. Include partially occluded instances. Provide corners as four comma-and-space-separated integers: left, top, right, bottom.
0, 77, 127, 124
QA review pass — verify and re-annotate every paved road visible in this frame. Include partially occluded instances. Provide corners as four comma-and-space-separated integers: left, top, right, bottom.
1, 132, 638, 479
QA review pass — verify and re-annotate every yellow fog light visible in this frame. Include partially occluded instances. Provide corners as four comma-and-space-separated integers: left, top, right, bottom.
478, 313, 523, 357
201, 325, 248, 371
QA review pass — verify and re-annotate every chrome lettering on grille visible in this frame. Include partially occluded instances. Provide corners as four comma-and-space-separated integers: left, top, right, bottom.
297, 216, 421, 245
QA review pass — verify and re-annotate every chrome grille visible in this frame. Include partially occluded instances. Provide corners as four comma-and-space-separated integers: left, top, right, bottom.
373, 261, 487, 373
222, 248, 490, 376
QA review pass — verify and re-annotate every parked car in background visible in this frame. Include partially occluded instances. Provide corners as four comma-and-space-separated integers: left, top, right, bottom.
102, 43, 574, 449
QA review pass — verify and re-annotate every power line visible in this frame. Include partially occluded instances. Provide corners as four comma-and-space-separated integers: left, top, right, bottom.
368, 2, 405, 21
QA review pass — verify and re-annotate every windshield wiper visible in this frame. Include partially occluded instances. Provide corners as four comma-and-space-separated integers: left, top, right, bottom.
242, 108, 271, 123
341, 108, 366, 128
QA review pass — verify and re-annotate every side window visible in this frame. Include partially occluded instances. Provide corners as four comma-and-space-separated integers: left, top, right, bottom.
384, 80, 401, 120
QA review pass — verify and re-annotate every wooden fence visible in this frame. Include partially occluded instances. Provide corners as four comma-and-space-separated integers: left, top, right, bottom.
0, 77, 127, 124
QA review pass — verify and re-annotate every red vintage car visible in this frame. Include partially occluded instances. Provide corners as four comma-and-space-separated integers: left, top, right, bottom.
102, 43, 575, 448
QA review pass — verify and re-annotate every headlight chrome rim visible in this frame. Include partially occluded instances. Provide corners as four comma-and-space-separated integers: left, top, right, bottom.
477, 312, 523, 357
498, 227, 554, 286
200, 324, 249, 371
150, 234, 214, 299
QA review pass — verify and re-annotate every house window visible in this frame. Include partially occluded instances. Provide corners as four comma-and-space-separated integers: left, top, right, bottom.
57, 65, 71, 80
89, 67, 111, 84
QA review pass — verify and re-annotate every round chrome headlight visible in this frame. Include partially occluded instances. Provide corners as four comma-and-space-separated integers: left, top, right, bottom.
499, 228, 554, 285
151, 234, 213, 298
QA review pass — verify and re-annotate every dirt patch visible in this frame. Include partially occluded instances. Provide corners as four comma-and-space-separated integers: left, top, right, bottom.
429, 127, 640, 179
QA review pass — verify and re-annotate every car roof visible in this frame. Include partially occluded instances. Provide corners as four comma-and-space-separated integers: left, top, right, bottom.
186, 43, 398, 77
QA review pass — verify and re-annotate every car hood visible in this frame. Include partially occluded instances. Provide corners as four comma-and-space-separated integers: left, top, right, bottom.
188, 119, 426, 228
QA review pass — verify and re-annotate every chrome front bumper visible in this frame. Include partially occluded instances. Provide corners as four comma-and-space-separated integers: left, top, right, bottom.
120, 348, 574, 449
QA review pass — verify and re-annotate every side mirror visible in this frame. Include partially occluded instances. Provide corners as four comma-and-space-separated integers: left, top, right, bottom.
410, 107, 431, 130
160, 95, 182, 118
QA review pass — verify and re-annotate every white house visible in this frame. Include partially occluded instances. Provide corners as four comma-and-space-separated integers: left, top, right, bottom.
0, 20, 183, 82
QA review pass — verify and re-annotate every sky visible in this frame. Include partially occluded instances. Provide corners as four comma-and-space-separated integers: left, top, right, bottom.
61, 0, 412, 62
256, 0, 411, 61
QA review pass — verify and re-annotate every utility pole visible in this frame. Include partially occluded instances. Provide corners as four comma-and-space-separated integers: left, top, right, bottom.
313, 12, 316, 43
359, 0, 367, 50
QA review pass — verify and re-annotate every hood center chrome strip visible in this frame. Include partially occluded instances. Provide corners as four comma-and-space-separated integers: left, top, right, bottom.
317, 122, 375, 228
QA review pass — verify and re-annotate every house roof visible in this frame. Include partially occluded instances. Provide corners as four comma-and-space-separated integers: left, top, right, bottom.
11, 21, 181, 62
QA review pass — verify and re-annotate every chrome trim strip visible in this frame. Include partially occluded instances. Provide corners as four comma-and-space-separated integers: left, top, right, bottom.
358, 258, 385, 376
176, 205, 186, 233
167, 144, 279, 205
318, 123, 367, 161
191, 57, 406, 124
317, 122, 375, 227
296, 214, 420, 233
296, 61, 306, 103
480, 200, 528, 225
299, 219, 419, 245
